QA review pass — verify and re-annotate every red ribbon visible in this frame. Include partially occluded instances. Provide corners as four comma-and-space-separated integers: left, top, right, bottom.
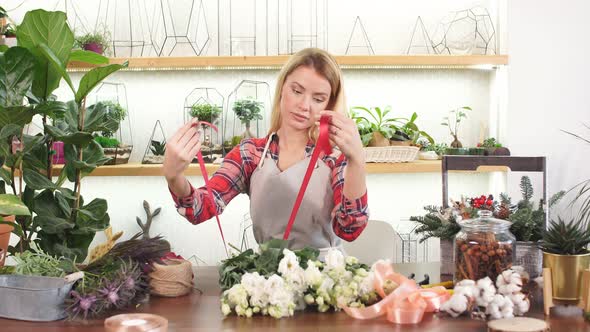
283, 115, 332, 240
192, 121, 229, 257
341, 260, 450, 324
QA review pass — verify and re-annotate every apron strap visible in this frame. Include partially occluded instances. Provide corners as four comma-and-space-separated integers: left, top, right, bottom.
258, 132, 275, 169
283, 115, 332, 240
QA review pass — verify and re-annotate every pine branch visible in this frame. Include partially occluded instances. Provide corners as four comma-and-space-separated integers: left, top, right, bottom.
499, 193, 512, 205
520, 176, 534, 201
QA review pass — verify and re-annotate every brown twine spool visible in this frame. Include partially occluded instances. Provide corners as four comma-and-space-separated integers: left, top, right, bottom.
149, 258, 194, 297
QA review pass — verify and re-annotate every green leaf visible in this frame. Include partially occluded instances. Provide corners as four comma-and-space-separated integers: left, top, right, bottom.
72, 198, 109, 235
34, 100, 68, 118
0, 45, 8, 53
84, 102, 119, 133
63, 140, 110, 181
0, 194, 31, 216
54, 190, 72, 218
34, 215, 74, 234
0, 168, 11, 185
17, 9, 74, 100
23, 169, 56, 190
76, 62, 128, 103
68, 50, 108, 65
44, 124, 93, 147
0, 123, 21, 139
32, 189, 62, 217
36, 43, 75, 95
0, 106, 35, 127
0, 47, 36, 107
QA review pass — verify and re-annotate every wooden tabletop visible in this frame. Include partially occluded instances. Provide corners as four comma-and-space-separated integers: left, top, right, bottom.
0, 266, 588, 332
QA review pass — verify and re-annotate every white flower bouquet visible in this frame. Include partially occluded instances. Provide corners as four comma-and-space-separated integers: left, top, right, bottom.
219, 240, 380, 319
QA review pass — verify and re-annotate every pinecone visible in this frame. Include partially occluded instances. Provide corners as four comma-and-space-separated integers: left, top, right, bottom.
495, 205, 511, 220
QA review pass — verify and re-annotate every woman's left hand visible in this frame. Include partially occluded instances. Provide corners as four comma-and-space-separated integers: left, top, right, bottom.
319, 110, 365, 164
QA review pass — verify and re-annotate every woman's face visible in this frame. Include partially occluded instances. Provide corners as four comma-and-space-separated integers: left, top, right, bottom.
279, 66, 332, 131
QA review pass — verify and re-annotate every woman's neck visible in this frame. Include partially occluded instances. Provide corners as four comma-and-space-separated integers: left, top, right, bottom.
276, 126, 308, 151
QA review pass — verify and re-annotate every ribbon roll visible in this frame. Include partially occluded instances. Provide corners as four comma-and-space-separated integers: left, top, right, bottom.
341, 260, 450, 325
104, 313, 168, 332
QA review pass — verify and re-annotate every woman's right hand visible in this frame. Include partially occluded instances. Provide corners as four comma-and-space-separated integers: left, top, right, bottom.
163, 119, 201, 195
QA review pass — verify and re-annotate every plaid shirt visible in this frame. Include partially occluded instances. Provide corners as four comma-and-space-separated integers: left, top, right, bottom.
170, 135, 369, 242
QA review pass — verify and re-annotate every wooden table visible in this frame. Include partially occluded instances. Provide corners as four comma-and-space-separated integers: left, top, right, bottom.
0, 267, 588, 331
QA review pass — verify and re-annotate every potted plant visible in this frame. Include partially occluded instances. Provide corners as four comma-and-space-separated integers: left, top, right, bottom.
142, 140, 166, 164
74, 26, 110, 55
351, 106, 401, 147
390, 112, 434, 147
223, 135, 242, 154
418, 140, 448, 160
190, 102, 223, 161
232, 98, 264, 139
90, 100, 132, 165
0, 195, 31, 266
441, 106, 471, 150
190, 102, 222, 124
540, 216, 590, 300
0, 9, 127, 263
478, 137, 511, 156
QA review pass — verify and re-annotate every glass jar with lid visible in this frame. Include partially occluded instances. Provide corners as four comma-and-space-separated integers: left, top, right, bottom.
454, 210, 515, 283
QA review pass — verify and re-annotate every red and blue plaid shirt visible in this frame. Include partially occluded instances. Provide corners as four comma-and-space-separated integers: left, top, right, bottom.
170, 134, 369, 242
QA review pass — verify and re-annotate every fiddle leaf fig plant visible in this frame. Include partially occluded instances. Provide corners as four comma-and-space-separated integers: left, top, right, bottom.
0, 9, 127, 261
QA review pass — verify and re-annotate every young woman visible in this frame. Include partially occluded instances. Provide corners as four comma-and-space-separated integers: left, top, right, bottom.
163, 48, 368, 255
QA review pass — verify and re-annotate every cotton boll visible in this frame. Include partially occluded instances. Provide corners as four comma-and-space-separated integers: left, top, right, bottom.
441, 293, 469, 317
454, 279, 478, 299
486, 294, 514, 319
475, 277, 496, 307
510, 266, 530, 285
509, 293, 530, 316
496, 270, 523, 295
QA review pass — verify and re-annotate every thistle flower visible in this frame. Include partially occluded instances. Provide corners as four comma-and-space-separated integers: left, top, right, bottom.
67, 291, 97, 320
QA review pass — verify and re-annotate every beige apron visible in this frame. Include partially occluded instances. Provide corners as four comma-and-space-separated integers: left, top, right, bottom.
249, 133, 343, 259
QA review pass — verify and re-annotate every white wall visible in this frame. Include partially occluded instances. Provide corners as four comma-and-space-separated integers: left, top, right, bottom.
9, 0, 586, 265
505, 0, 590, 212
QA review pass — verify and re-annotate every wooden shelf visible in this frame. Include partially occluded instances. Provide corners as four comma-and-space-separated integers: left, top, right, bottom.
28, 161, 508, 177
67, 55, 508, 71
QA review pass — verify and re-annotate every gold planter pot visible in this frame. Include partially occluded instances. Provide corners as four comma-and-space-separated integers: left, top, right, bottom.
542, 251, 590, 300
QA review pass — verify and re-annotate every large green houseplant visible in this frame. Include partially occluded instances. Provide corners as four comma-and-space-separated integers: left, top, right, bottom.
0, 9, 127, 262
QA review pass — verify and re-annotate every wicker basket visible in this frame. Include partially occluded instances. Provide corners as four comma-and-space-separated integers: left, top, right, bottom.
440, 239, 454, 277
364, 146, 419, 163
515, 241, 542, 278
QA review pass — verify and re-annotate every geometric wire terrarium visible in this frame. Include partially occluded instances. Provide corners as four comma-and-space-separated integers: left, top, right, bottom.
89, 82, 134, 165
96, 0, 154, 57
147, 0, 211, 56
431, 6, 497, 55
224, 80, 271, 152
142, 120, 167, 164
183, 88, 224, 163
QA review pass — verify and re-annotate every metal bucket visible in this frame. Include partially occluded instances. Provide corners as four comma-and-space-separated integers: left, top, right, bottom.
0, 275, 73, 321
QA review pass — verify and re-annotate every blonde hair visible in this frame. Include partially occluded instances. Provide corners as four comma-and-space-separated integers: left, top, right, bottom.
268, 48, 347, 141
